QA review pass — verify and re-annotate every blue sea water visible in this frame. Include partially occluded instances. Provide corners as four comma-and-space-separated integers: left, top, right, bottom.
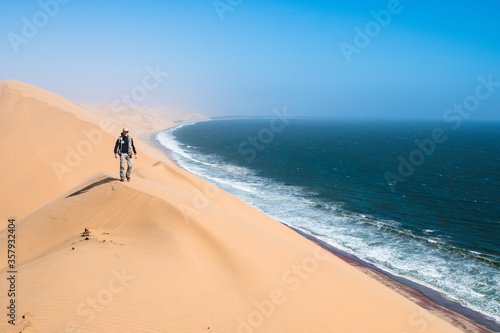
156, 118, 500, 326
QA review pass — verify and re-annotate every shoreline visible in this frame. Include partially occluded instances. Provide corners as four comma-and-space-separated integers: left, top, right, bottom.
150, 121, 499, 333
291, 225, 499, 332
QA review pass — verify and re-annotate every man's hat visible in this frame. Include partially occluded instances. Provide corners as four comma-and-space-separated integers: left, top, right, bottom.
122, 127, 129, 133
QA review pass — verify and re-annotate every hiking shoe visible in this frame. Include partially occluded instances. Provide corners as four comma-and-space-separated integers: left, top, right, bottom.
127, 178, 131, 182
120, 179, 125, 182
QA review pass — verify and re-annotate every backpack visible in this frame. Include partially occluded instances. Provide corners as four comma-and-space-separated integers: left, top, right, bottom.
118, 135, 134, 156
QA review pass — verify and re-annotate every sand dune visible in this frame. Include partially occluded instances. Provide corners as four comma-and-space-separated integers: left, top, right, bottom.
0, 80, 481, 332
0, 80, 154, 228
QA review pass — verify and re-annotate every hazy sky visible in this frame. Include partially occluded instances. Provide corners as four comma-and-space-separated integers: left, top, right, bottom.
1, 0, 499, 119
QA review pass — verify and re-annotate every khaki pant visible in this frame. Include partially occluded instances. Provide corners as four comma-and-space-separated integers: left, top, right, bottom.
120, 153, 133, 180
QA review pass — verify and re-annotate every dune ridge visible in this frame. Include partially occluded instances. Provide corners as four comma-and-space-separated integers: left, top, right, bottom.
0, 80, 486, 332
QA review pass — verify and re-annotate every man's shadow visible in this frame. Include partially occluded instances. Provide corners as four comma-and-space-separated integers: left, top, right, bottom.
65, 177, 120, 198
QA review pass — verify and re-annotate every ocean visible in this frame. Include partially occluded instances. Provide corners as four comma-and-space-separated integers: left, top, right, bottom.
156, 118, 500, 328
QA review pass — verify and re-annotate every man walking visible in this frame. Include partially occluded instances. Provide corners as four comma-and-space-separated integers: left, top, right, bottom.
114, 128, 137, 182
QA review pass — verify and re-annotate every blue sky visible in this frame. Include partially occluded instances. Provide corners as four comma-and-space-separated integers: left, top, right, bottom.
1, 0, 499, 119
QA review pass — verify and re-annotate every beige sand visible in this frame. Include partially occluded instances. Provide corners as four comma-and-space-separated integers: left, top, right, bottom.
0, 80, 479, 332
